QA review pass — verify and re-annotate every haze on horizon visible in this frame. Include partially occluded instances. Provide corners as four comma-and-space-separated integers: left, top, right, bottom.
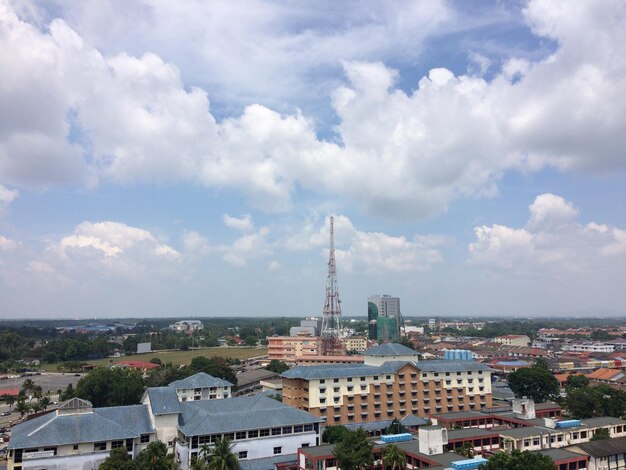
1, 0, 626, 320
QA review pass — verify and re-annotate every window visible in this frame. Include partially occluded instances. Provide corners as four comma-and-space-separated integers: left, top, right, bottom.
140, 434, 150, 444
260, 429, 270, 437
386, 375, 391, 380
248, 430, 259, 438
236, 431, 247, 440
374, 376, 379, 380
320, 379, 325, 384
73, 444, 79, 450
94, 442, 107, 451
272, 428, 282, 436
274, 447, 282, 455
524, 440, 530, 447
304, 424, 314, 432
283, 426, 293, 434
225, 433, 234, 441
111, 440, 124, 449
347, 378, 352, 382
302, 443, 310, 448
334, 378, 339, 383
239, 451, 248, 459
294, 425, 303, 433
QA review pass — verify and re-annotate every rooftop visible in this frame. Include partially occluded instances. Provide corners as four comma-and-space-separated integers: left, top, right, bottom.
9, 404, 153, 449
577, 435, 626, 457
169, 372, 233, 389
145, 386, 181, 415
178, 394, 321, 437
363, 343, 418, 357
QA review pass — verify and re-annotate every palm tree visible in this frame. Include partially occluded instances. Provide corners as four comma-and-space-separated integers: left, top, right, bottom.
206, 437, 240, 470
15, 399, 30, 417
383, 444, 407, 470
39, 396, 51, 410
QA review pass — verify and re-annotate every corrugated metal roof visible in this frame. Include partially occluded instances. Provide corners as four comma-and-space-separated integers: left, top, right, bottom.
178, 395, 321, 437
147, 386, 182, 415
169, 372, 233, 389
239, 454, 298, 470
363, 343, 418, 356
8, 404, 153, 449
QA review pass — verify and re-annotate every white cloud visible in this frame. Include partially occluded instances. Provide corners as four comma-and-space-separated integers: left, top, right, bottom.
0, 234, 17, 251
1, 0, 625, 219
44, 221, 180, 279
222, 227, 272, 267
469, 194, 626, 275
285, 214, 442, 274
223, 214, 254, 232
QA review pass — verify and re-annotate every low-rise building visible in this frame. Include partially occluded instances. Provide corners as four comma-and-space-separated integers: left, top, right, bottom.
494, 335, 530, 347
169, 320, 204, 333
268, 336, 322, 362
562, 343, 615, 353
169, 372, 233, 401
569, 434, 626, 470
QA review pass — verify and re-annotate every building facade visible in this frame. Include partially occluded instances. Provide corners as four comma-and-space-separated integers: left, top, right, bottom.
368, 295, 402, 342
268, 336, 322, 362
169, 372, 233, 401
494, 335, 531, 347
282, 345, 493, 426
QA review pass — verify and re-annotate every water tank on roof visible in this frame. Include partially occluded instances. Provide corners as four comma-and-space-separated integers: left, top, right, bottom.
451, 458, 489, 470
380, 433, 413, 443
555, 419, 582, 428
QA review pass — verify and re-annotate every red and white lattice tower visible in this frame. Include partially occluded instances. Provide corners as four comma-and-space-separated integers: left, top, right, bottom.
321, 216, 342, 353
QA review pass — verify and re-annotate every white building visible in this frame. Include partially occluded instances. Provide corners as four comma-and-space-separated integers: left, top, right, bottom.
8, 381, 321, 470
169, 372, 233, 401
562, 343, 615, 353
169, 320, 204, 333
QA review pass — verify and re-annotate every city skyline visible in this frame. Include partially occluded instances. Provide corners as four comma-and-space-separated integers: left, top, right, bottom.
1, 0, 626, 319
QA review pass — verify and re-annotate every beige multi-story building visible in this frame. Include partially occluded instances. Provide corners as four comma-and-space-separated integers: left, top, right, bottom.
494, 335, 530, 347
282, 343, 493, 426
342, 336, 368, 352
268, 335, 322, 361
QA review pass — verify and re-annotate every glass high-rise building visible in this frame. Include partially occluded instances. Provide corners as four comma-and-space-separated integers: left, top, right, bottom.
367, 295, 402, 341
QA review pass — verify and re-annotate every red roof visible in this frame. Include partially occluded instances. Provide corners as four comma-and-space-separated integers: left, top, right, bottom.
0, 388, 20, 396
117, 360, 160, 369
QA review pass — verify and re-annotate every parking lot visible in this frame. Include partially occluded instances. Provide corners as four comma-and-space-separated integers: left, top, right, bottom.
0, 372, 82, 394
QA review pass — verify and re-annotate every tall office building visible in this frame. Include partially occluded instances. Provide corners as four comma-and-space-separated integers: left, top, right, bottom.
368, 295, 402, 342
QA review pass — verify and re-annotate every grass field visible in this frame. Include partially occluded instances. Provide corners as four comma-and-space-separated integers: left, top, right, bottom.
40, 346, 268, 372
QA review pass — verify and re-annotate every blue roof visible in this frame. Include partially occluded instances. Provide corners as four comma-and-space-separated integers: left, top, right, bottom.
146, 386, 182, 415
282, 359, 492, 380
363, 343, 417, 356
239, 454, 298, 470
169, 372, 233, 389
9, 404, 153, 449
178, 395, 321, 437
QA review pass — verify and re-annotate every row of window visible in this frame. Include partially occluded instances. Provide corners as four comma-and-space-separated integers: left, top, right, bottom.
315, 371, 484, 384
191, 425, 317, 448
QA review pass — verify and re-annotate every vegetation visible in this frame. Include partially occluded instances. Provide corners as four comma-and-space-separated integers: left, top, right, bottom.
454, 442, 474, 458
133, 441, 177, 470
197, 437, 240, 470
333, 428, 374, 470
322, 425, 351, 444
75, 368, 145, 407
265, 359, 290, 374
99, 447, 135, 470
564, 374, 589, 389
382, 444, 407, 470
590, 427, 611, 441
479, 449, 556, 469
508, 360, 559, 402
564, 384, 626, 419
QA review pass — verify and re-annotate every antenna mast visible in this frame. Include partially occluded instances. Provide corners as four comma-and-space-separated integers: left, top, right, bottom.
321, 216, 342, 346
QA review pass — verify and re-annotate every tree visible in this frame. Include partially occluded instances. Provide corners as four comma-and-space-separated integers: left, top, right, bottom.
508, 364, 559, 402
189, 356, 236, 384
455, 442, 474, 458
99, 446, 135, 470
564, 384, 626, 419
383, 419, 407, 436
333, 429, 374, 470
39, 396, 51, 410
322, 425, 351, 444
479, 450, 556, 470
383, 444, 407, 470
15, 398, 30, 417
203, 437, 240, 470
266, 360, 290, 374
565, 374, 589, 389
134, 441, 177, 470
75, 368, 144, 407
60, 383, 75, 400
591, 330, 612, 341
4, 395, 15, 411
590, 427, 610, 441
244, 336, 258, 347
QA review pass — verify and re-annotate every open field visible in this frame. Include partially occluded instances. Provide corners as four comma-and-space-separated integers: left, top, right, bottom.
39, 346, 268, 372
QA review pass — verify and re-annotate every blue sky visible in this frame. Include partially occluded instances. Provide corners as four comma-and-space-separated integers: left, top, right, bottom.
1, 0, 626, 319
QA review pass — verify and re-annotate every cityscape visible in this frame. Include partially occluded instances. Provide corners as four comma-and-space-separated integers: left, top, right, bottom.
1, 1, 626, 470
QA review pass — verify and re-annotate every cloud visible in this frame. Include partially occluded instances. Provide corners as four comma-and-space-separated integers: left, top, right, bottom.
285, 214, 443, 274
468, 193, 626, 275
1, 0, 625, 219
222, 227, 272, 267
0, 234, 17, 251
223, 214, 254, 232
43, 221, 180, 280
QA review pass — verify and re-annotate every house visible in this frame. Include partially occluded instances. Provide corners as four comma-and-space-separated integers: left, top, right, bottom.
169, 372, 233, 401
569, 434, 626, 470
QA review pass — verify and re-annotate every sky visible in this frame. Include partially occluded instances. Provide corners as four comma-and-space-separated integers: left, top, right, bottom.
1, 0, 626, 319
